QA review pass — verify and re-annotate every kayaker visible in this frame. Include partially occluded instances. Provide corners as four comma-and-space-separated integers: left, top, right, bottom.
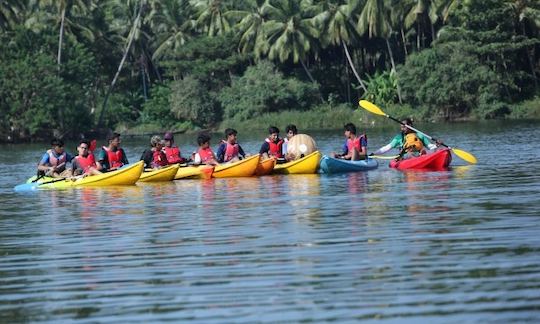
193, 133, 219, 166
371, 118, 440, 159
216, 128, 246, 163
162, 131, 186, 164
97, 132, 129, 172
71, 140, 102, 177
140, 135, 169, 169
260, 126, 284, 161
331, 123, 367, 160
283, 124, 298, 161
37, 138, 74, 178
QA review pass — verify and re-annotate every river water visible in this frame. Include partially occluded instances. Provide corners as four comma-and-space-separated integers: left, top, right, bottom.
1, 121, 539, 323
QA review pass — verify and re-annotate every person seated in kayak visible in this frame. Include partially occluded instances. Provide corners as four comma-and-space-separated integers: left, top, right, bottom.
371, 118, 440, 159
97, 132, 129, 172
283, 124, 298, 161
331, 123, 367, 161
140, 135, 169, 169
163, 131, 187, 164
37, 138, 74, 178
71, 140, 102, 177
260, 126, 285, 162
192, 133, 219, 166
216, 128, 246, 163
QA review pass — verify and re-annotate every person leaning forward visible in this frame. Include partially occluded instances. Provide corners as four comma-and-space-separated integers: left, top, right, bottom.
37, 138, 74, 178
140, 135, 169, 169
371, 118, 441, 159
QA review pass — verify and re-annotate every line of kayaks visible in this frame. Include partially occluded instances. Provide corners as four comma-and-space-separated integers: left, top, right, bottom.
14, 149, 454, 191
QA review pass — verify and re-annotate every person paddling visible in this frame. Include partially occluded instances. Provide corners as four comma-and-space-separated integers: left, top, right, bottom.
71, 140, 101, 177
331, 123, 367, 161
163, 131, 186, 164
97, 132, 129, 172
216, 128, 246, 163
371, 118, 441, 159
193, 133, 219, 166
140, 135, 169, 169
37, 138, 74, 178
260, 126, 284, 162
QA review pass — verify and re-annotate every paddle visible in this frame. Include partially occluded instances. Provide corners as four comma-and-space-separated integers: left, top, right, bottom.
14, 177, 69, 192
370, 155, 399, 160
359, 100, 477, 164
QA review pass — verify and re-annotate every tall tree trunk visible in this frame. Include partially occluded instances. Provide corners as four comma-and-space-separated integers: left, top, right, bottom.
430, 20, 436, 43
386, 38, 402, 104
342, 41, 368, 93
523, 25, 538, 90
417, 21, 421, 50
300, 58, 324, 103
57, 7, 66, 66
97, 2, 144, 128
401, 27, 408, 57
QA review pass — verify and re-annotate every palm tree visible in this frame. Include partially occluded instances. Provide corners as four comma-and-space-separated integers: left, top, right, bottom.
149, 0, 194, 61
228, 0, 269, 56
356, 0, 402, 102
404, 0, 439, 49
309, 0, 368, 92
190, 0, 232, 36
0, 0, 25, 31
98, 0, 146, 128
26, 0, 93, 66
261, 0, 320, 84
506, 0, 540, 89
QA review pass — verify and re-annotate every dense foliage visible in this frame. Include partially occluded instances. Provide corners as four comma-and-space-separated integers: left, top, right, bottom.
0, 0, 538, 141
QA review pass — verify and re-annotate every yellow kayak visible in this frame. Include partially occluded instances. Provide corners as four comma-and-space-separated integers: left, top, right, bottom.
255, 157, 276, 176
212, 155, 260, 178
175, 165, 214, 180
273, 151, 322, 174
138, 164, 180, 182
18, 161, 144, 190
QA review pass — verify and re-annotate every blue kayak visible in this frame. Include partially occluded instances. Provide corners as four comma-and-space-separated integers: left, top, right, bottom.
320, 156, 379, 173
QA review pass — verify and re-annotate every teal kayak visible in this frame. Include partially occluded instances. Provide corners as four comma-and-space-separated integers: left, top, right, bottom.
320, 156, 378, 173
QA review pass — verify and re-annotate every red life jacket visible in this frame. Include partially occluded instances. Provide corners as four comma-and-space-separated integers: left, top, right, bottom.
75, 154, 96, 174
163, 146, 182, 164
152, 149, 169, 167
47, 149, 67, 170
347, 134, 367, 153
224, 142, 239, 162
103, 146, 124, 169
265, 138, 284, 158
198, 147, 214, 163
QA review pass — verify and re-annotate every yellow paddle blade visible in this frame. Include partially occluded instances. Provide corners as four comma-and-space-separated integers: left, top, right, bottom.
358, 100, 387, 116
451, 148, 477, 164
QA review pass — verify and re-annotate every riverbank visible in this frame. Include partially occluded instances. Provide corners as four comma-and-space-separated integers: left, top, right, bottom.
121, 98, 540, 138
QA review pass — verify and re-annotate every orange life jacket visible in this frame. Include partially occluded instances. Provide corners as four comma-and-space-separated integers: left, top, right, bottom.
224, 142, 240, 162
103, 146, 124, 169
265, 138, 284, 158
198, 147, 214, 163
163, 146, 182, 164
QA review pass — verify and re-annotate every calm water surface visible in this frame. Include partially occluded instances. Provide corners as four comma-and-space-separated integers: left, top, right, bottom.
1, 121, 539, 323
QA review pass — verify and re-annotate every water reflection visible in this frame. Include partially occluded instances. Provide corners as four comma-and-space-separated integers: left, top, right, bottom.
1, 121, 540, 322
285, 174, 321, 220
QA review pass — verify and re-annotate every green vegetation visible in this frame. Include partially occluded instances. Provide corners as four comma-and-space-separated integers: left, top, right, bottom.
0, 0, 538, 142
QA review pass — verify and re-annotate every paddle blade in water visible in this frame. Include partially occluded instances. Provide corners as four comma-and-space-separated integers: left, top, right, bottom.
14, 183, 39, 192
359, 100, 387, 116
452, 148, 478, 164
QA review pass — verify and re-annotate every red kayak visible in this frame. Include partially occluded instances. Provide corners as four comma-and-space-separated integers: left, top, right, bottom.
390, 148, 452, 170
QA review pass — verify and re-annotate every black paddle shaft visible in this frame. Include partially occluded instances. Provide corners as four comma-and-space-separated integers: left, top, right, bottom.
386, 115, 447, 148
